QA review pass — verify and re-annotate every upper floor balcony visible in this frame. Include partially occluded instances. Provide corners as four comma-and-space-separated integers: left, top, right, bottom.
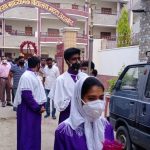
40, 32, 88, 45
0, 30, 37, 48
93, 10, 118, 27
40, 2, 88, 18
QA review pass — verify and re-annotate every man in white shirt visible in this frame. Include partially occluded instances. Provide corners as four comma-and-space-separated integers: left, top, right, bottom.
44, 57, 60, 118
53, 47, 88, 124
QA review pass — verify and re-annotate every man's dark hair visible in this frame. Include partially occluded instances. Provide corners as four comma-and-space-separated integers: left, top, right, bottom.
81, 77, 104, 99
64, 47, 80, 61
41, 57, 46, 61
18, 56, 24, 61
46, 57, 53, 62
81, 61, 95, 70
28, 56, 40, 68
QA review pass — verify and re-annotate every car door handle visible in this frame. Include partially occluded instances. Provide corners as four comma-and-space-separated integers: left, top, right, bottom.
142, 104, 146, 115
130, 101, 134, 105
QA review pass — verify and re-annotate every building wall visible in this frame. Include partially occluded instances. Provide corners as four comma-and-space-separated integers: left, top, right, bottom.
5, 20, 37, 33
93, 39, 140, 76
139, 0, 150, 61
41, 46, 56, 57
0, 7, 37, 20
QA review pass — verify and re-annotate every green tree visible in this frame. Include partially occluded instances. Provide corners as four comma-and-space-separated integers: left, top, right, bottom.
117, 7, 131, 47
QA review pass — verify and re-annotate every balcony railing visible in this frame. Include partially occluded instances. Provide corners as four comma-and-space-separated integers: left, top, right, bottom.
40, 2, 88, 17
47, 2, 86, 12
3, 30, 35, 36
40, 32, 87, 44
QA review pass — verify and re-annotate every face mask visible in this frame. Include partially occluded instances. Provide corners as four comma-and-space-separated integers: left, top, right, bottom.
19, 61, 24, 66
2, 60, 7, 64
70, 62, 80, 71
48, 65, 52, 68
82, 100, 105, 122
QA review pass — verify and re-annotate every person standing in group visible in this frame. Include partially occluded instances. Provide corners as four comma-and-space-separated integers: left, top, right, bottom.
80, 60, 95, 75
0, 57, 12, 107
9, 56, 27, 108
43, 57, 60, 119
54, 77, 115, 150
39, 58, 46, 83
54, 47, 87, 124
14, 56, 46, 150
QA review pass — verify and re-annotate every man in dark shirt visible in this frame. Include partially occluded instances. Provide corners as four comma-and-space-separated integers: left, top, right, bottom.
9, 56, 27, 110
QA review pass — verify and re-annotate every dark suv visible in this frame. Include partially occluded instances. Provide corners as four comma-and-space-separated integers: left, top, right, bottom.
110, 62, 150, 150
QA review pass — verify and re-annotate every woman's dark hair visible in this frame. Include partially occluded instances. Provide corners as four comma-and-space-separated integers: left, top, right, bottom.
28, 56, 40, 68
64, 47, 80, 61
92, 69, 98, 77
81, 77, 104, 99
81, 61, 95, 70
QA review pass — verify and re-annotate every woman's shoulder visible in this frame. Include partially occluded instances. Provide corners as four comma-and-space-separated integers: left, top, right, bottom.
55, 122, 84, 137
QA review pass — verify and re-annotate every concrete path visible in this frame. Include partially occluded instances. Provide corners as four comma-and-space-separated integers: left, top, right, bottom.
0, 106, 58, 150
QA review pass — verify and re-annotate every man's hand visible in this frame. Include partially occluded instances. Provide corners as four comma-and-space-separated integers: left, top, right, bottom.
40, 106, 46, 114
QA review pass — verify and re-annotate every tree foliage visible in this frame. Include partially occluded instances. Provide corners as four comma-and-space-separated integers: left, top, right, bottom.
117, 7, 131, 47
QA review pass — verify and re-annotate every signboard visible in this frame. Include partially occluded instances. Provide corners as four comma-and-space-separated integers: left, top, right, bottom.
0, 0, 76, 26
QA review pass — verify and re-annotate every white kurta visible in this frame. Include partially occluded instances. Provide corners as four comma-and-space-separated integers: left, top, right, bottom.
53, 71, 88, 112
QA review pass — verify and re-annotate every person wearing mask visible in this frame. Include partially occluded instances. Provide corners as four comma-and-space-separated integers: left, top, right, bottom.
0, 57, 11, 107
43, 57, 60, 118
54, 47, 88, 124
80, 60, 95, 75
39, 58, 46, 83
54, 77, 115, 150
14, 56, 46, 150
9, 56, 27, 110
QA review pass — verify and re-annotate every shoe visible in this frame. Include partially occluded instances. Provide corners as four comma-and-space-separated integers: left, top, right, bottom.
52, 116, 56, 120
2, 102, 6, 107
44, 114, 50, 118
7, 102, 13, 106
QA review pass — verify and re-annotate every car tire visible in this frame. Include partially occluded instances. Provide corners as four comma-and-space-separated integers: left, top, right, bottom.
116, 126, 132, 150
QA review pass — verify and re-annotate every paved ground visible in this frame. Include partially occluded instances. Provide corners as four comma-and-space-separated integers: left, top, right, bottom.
0, 106, 58, 150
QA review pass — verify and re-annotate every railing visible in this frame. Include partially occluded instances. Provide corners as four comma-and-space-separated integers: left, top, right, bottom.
47, 2, 86, 12
40, 32, 87, 44
94, 9, 117, 15
4, 30, 35, 36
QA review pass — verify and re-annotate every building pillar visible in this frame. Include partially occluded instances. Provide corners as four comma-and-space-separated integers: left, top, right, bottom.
139, 0, 150, 61
62, 27, 80, 71
62, 27, 80, 49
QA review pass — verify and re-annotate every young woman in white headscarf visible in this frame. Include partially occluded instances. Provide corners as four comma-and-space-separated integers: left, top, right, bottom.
54, 76, 115, 150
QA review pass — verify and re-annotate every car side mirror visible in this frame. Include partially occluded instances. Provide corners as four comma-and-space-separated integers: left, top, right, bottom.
115, 80, 122, 91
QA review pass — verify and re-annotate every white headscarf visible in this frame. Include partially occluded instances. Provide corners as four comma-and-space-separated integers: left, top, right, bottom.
65, 77, 105, 150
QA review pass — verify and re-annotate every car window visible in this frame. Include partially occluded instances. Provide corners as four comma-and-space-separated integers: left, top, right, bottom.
145, 73, 150, 98
120, 66, 144, 91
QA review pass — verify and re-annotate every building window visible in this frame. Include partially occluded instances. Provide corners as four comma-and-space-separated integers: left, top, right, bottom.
25, 26, 32, 36
5, 25, 12, 34
72, 4, 78, 10
101, 8, 112, 14
101, 32, 111, 39
48, 28, 59, 37
51, 3, 60, 8
5, 52, 12, 58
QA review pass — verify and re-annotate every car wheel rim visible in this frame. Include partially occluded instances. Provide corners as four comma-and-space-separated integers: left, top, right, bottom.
119, 134, 127, 149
